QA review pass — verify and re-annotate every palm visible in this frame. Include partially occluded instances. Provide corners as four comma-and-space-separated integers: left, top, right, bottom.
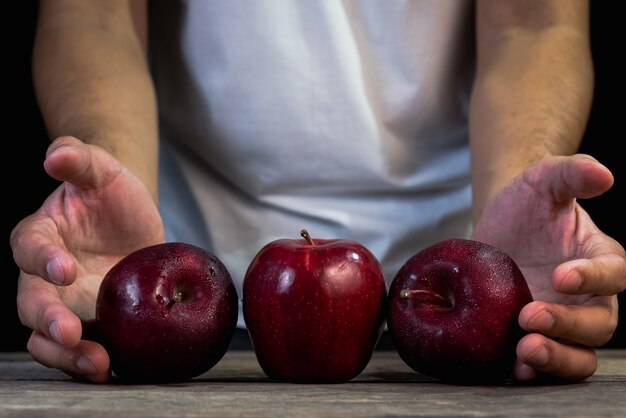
17, 141, 164, 320
471, 156, 611, 306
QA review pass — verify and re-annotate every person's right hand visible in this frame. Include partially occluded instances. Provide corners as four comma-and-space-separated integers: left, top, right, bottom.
10, 136, 165, 382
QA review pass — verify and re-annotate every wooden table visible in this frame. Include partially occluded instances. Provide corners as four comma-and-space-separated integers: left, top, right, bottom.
1, 349, 624, 417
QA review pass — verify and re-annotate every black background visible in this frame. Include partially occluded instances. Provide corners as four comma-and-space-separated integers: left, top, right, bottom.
4, 3, 624, 351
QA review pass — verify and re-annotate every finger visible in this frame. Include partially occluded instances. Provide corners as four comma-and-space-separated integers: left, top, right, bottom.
519, 299, 618, 347
10, 135, 125, 287
515, 333, 597, 382
546, 154, 614, 202
11, 223, 77, 286
554, 253, 626, 296
27, 331, 110, 383
44, 135, 123, 189
513, 358, 538, 381
17, 274, 83, 347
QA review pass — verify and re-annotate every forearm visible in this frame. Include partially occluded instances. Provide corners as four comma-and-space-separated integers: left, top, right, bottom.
33, 0, 158, 201
469, 0, 593, 220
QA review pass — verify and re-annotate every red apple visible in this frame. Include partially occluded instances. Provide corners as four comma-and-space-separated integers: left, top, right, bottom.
242, 229, 387, 383
387, 238, 533, 384
95, 242, 238, 382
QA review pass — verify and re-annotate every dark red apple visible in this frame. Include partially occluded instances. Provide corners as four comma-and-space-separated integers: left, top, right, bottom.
387, 238, 533, 384
95, 242, 238, 382
242, 229, 387, 383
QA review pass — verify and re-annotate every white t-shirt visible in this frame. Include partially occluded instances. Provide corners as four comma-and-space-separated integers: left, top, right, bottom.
151, 1, 475, 327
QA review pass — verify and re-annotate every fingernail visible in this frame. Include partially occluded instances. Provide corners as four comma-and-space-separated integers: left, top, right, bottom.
527, 344, 550, 367
77, 356, 98, 374
516, 362, 538, 381
563, 271, 583, 292
581, 154, 599, 163
47, 143, 75, 157
528, 309, 555, 332
48, 320, 63, 344
46, 257, 65, 285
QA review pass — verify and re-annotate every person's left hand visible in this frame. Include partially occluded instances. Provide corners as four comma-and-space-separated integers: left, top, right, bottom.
471, 154, 626, 382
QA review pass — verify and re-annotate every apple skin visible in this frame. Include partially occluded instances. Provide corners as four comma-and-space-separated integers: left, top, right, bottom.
242, 230, 387, 383
387, 238, 533, 384
95, 242, 238, 383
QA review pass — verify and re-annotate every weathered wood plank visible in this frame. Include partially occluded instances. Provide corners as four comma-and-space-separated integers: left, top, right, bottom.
0, 350, 624, 417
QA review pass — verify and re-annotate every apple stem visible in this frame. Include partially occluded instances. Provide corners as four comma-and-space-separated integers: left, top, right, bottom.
399, 289, 453, 310
167, 292, 183, 308
400, 289, 449, 305
300, 229, 316, 246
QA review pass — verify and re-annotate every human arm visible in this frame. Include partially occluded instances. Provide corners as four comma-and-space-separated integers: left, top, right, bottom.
10, 0, 163, 382
470, 0, 592, 218
33, 0, 158, 199
469, 0, 626, 382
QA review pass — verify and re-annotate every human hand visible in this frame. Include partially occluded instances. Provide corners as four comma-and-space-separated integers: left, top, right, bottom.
10, 136, 165, 382
471, 154, 626, 382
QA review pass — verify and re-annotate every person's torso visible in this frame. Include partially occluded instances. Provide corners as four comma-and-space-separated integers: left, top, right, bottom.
150, 0, 475, 327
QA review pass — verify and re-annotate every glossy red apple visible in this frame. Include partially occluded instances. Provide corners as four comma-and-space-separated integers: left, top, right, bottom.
387, 238, 533, 384
95, 242, 238, 382
242, 229, 387, 383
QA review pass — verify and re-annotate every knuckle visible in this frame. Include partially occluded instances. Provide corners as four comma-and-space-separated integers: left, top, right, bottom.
16, 290, 36, 328
38, 304, 59, 330
16, 306, 29, 328
596, 314, 619, 346
9, 221, 25, 255
553, 307, 576, 338
581, 351, 598, 378
25, 334, 36, 355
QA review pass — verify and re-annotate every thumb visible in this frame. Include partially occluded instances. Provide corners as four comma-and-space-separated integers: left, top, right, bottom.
44, 136, 123, 190
528, 155, 614, 202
